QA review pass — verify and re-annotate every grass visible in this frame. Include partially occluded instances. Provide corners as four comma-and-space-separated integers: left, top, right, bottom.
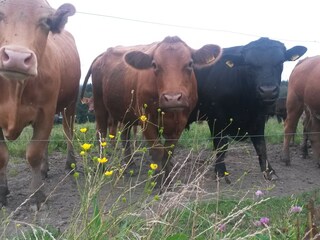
0, 116, 316, 240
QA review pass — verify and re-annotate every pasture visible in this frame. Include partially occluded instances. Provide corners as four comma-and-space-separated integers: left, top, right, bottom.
1, 118, 320, 239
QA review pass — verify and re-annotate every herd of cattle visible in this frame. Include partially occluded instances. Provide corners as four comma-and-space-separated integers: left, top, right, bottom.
0, 0, 316, 211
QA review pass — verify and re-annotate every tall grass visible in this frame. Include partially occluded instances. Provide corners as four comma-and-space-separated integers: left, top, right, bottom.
1, 117, 316, 239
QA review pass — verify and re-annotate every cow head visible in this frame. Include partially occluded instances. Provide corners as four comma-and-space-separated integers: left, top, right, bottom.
124, 36, 222, 111
225, 38, 307, 104
81, 97, 95, 113
0, 0, 75, 81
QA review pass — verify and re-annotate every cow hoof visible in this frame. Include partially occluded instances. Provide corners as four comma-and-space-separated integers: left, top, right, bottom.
263, 170, 278, 181
29, 190, 47, 212
0, 186, 9, 208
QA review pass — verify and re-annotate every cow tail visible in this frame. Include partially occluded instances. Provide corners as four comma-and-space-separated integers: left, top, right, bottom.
80, 65, 92, 101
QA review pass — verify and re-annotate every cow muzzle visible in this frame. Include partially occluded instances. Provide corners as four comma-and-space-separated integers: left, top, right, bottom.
0, 46, 38, 80
159, 93, 189, 111
258, 85, 279, 104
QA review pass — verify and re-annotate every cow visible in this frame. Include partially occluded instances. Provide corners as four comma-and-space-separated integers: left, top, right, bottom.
81, 96, 95, 113
187, 37, 307, 183
0, 0, 81, 210
81, 36, 222, 186
281, 56, 320, 167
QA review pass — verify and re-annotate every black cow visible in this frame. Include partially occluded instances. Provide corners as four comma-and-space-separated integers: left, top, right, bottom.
188, 37, 307, 182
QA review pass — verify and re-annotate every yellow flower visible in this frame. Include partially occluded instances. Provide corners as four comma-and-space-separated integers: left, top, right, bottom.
100, 141, 107, 147
80, 151, 85, 156
224, 171, 230, 176
81, 143, 92, 151
98, 157, 108, 164
140, 115, 147, 122
109, 134, 115, 139
80, 127, 88, 133
150, 163, 158, 170
104, 170, 113, 177
143, 103, 148, 108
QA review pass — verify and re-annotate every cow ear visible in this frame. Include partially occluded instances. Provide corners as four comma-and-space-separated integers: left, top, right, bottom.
285, 46, 307, 61
48, 4, 76, 34
192, 44, 222, 67
125, 51, 153, 70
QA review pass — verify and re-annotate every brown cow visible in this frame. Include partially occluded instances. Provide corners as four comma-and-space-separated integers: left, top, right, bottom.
0, 0, 80, 210
281, 56, 320, 166
82, 36, 222, 187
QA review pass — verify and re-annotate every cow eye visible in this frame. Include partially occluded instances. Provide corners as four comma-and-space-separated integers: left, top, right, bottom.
187, 60, 194, 69
151, 60, 157, 70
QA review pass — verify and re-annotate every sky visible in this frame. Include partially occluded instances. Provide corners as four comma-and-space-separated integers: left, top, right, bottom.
50, 0, 320, 83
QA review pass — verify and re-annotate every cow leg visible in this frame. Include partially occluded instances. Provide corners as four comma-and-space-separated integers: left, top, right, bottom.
120, 125, 136, 172
0, 130, 9, 207
62, 107, 76, 170
301, 110, 311, 159
208, 119, 230, 183
250, 135, 275, 180
282, 93, 304, 165
27, 124, 52, 211
307, 114, 320, 166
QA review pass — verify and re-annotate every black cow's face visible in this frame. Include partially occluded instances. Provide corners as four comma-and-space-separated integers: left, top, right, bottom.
240, 38, 307, 104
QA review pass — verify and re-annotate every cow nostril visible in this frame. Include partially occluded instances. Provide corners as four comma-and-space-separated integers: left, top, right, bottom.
24, 53, 32, 65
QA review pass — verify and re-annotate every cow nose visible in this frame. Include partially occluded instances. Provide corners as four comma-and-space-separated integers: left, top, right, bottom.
163, 93, 182, 102
160, 92, 189, 110
0, 47, 37, 77
258, 85, 279, 100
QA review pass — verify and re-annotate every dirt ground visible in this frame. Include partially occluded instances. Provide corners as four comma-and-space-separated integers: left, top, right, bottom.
1, 141, 320, 238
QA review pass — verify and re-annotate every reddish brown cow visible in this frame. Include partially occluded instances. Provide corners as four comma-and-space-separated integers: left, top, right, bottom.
82, 36, 222, 186
282, 56, 320, 166
0, 0, 80, 210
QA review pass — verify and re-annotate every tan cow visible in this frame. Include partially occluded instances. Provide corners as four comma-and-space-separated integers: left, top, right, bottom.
82, 36, 222, 187
0, 0, 81, 210
282, 56, 320, 166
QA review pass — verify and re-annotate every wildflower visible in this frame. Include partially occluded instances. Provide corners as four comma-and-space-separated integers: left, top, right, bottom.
168, 150, 172, 156
129, 170, 134, 176
259, 217, 270, 226
80, 127, 88, 133
98, 157, 108, 164
154, 194, 160, 201
140, 114, 147, 122
218, 223, 226, 232
100, 141, 107, 147
80, 151, 85, 156
157, 108, 161, 112
104, 170, 113, 177
290, 206, 302, 213
150, 163, 158, 170
109, 134, 115, 139
255, 190, 264, 197
150, 181, 157, 187
122, 197, 127, 203
70, 163, 76, 169
81, 143, 92, 151
16, 223, 21, 228
143, 103, 148, 108
224, 171, 230, 176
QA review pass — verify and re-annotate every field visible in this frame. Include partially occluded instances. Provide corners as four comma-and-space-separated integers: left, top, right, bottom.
1, 119, 320, 239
